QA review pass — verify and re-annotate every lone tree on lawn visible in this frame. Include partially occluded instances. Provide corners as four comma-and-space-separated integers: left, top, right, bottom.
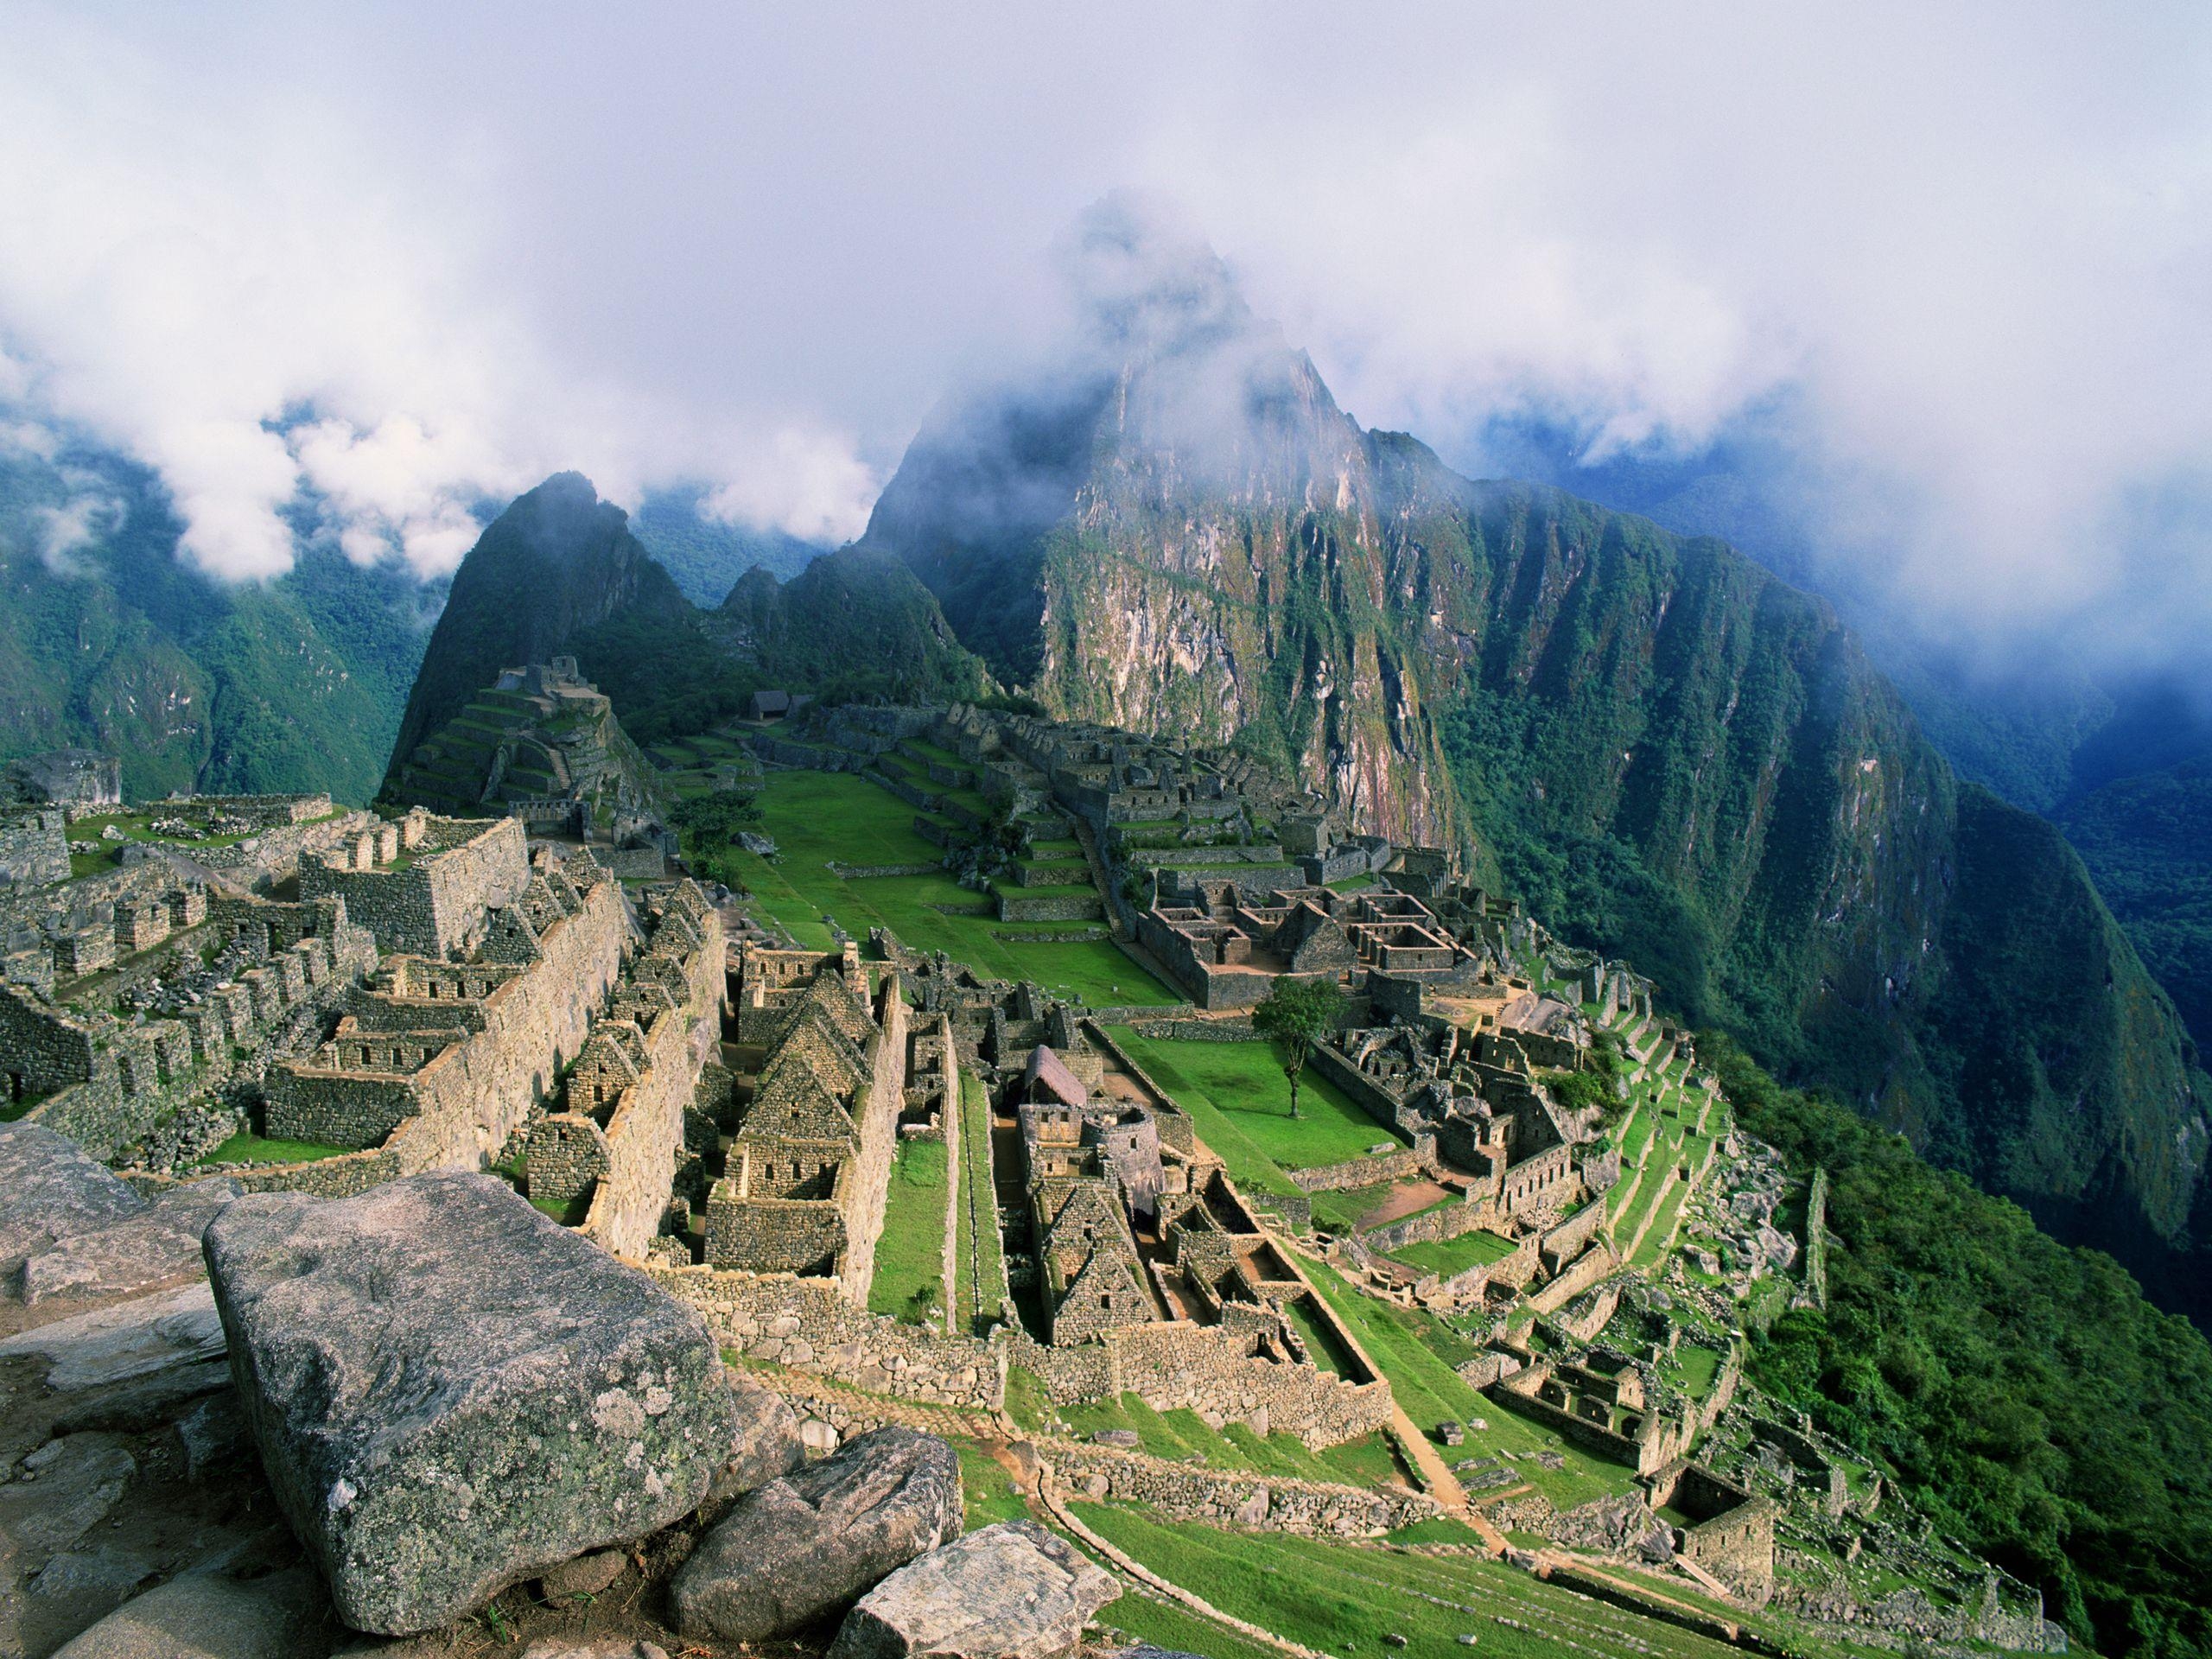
1251, 976, 1344, 1120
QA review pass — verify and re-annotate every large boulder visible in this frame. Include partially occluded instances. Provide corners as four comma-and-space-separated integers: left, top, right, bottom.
202, 1171, 737, 1635
0, 1122, 146, 1281
670, 1426, 962, 1641
829, 1520, 1118, 1659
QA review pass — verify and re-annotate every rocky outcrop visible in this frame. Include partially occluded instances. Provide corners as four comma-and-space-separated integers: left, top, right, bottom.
11, 1179, 241, 1308
0, 1122, 148, 1281
670, 1426, 963, 1642
829, 1519, 1118, 1659
202, 1171, 738, 1635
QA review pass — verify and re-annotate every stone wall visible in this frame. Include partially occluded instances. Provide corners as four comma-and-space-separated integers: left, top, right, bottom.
1803, 1166, 1830, 1309
1289, 1145, 1427, 1194
1008, 1319, 1394, 1450
582, 894, 727, 1259
652, 1267, 1005, 1408
836, 976, 909, 1304
1308, 1040, 1416, 1135
301, 816, 528, 957
270, 875, 625, 1156
0, 806, 70, 890
1540, 1198, 1609, 1272
1045, 1441, 1438, 1536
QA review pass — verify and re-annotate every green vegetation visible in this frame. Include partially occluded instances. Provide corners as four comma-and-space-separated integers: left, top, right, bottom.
2060, 757, 2212, 1054
726, 770, 1176, 1007
1249, 976, 1346, 1121
1071, 1508, 1849, 1659
1103, 1027, 1395, 1186
666, 786, 764, 887
1389, 1226, 1519, 1278
1710, 1032, 2212, 1658
194, 1131, 351, 1166
0, 446, 435, 804
951, 1074, 1006, 1333
1006, 1373, 1402, 1490
868, 1137, 950, 1323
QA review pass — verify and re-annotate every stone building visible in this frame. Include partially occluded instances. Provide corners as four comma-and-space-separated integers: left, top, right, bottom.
267, 861, 623, 1160
703, 947, 908, 1302
300, 813, 529, 958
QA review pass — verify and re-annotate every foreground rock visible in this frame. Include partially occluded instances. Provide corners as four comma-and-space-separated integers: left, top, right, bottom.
204, 1171, 738, 1635
830, 1520, 1118, 1659
49, 1567, 328, 1658
701, 1370, 804, 1515
0, 1122, 146, 1281
671, 1426, 962, 1641
16, 1179, 242, 1307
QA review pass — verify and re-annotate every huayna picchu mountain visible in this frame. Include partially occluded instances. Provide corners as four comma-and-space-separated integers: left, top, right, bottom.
853, 196, 2210, 1309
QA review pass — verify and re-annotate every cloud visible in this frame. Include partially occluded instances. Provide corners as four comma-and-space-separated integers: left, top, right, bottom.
0, 2, 2204, 679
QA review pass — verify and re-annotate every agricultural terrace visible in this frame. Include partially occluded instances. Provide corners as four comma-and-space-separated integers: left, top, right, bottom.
704, 768, 1179, 1007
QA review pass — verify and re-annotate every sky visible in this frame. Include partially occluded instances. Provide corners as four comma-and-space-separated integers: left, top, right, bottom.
2, 2, 2209, 680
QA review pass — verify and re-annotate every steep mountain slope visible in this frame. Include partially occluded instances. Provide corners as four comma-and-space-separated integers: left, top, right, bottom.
387, 475, 994, 759
386, 472, 694, 772
861, 199, 2209, 1300
0, 439, 436, 803
628, 484, 826, 606
2060, 760, 2212, 1063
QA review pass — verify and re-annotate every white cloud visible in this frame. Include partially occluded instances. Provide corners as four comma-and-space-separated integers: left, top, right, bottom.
0, 1, 2204, 677
702, 428, 879, 547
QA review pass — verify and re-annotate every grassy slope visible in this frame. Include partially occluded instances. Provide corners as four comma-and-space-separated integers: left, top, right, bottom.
728, 770, 1177, 1007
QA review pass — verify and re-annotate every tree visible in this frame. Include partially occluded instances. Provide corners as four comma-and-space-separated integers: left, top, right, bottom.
1251, 976, 1345, 1120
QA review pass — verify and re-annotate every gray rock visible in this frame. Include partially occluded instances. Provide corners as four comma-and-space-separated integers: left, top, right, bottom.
173, 1391, 253, 1481
1090, 1429, 1141, 1449
517, 1642, 670, 1659
203, 1171, 737, 1636
0, 1282, 227, 1392
16, 1180, 242, 1306
829, 1520, 1118, 1659
49, 1567, 328, 1658
671, 1426, 963, 1641
2, 1434, 137, 1554
537, 1548, 626, 1600
0, 1122, 146, 1281
702, 1371, 804, 1512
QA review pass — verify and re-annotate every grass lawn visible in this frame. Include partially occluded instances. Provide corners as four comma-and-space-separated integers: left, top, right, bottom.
195, 1131, 351, 1165
1304, 1179, 1399, 1235
868, 1136, 949, 1322
952, 1074, 1007, 1332
1071, 1509, 1780, 1659
724, 772, 1176, 1007
1008, 1375, 1406, 1491
1104, 1027, 1401, 1182
1096, 1589, 1283, 1659
1389, 1226, 1520, 1278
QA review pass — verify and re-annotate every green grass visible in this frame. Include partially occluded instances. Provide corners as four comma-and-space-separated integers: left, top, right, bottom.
529, 1192, 594, 1225
868, 1136, 950, 1322
952, 1074, 1007, 1332
722, 771, 1176, 1007
1304, 1179, 1400, 1235
1104, 1027, 1401, 1190
954, 1438, 1033, 1528
1009, 1376, 1407, 1490
1071, 1508, 1781, 1659
1096, 1590, 1283, 1659
195, 1131, 352, 1165
1294, 1251, 1630, 1507
1389, 1226, 1519, 1278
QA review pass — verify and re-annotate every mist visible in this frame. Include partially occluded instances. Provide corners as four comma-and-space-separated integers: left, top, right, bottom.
2, 2, 2207, 683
